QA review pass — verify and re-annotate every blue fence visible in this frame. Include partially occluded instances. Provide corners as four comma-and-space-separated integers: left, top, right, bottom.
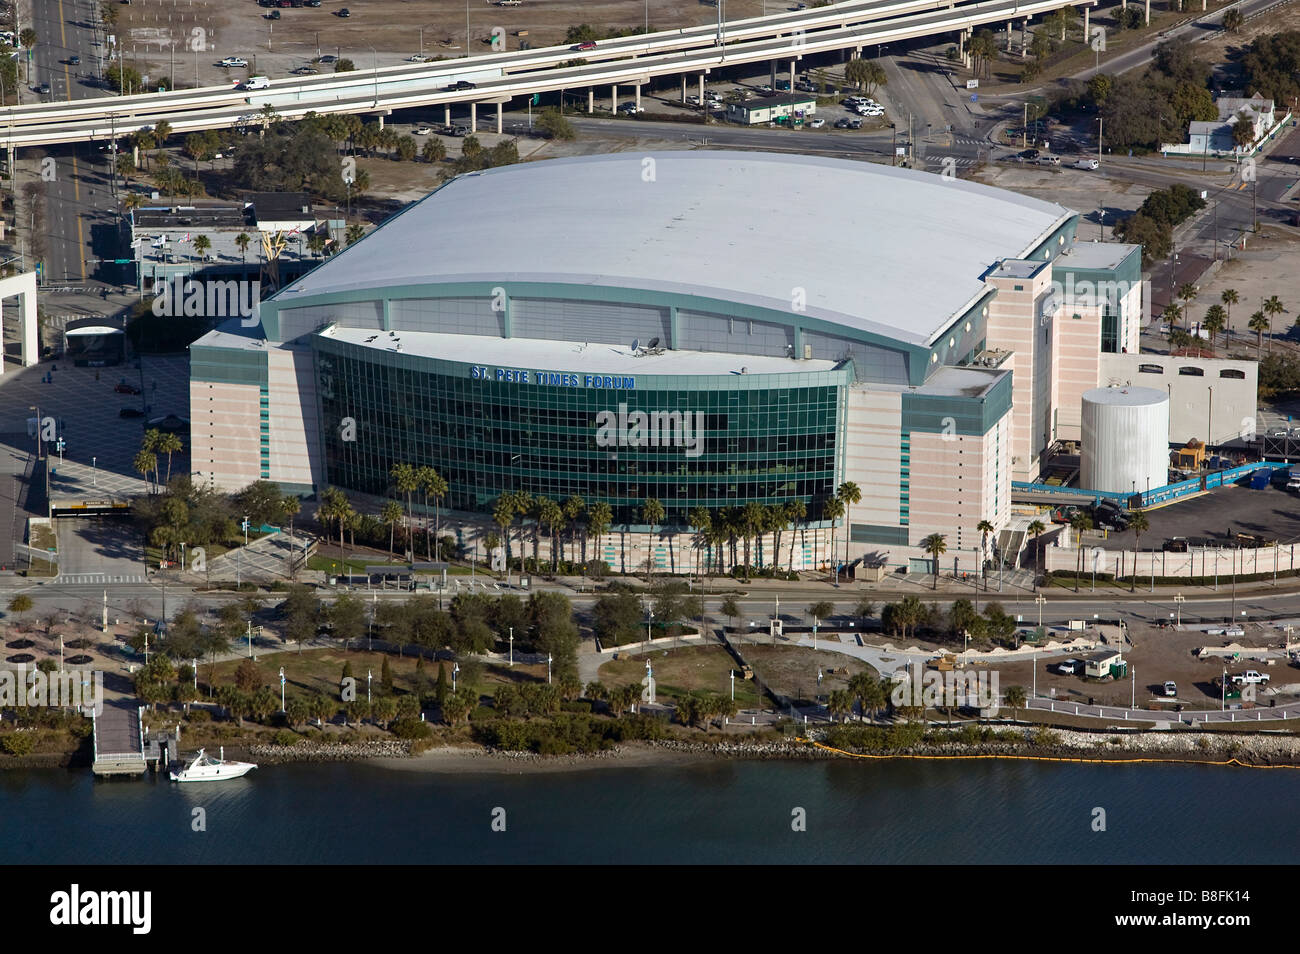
1014, 461, 1292, 510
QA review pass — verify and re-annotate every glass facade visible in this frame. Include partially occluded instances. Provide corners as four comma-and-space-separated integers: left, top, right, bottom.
314, 338, 846, 525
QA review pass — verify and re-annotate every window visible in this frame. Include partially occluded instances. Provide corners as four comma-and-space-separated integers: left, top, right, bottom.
1014, 285, 1024, 291
1138, 363, 1164, 375
1219, 368, 1246, 379
1178, 367, 1205, 376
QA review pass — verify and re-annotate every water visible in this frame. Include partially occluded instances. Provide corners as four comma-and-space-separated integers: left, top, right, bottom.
3, 758, 1297, 864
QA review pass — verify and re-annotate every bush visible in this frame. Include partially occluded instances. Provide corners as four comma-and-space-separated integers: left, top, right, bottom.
390, 716, 432, 740
271, 730, 300, 747
1, 732, 36, 756
186, 708, 211, 722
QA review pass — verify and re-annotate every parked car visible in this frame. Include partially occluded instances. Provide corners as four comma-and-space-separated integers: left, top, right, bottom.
114, 383, 141, 395
36, 83, 50, 95
848, 119, 862, 129
291, 66, 319, 75
318, 54, 337, 63
807, 117, 825, 128
220, 57, 249, 68
1074, 157, 1099, 170
119, 407, 145, 418
265, 9, 281, 19
1162, 537, 1189, 552
413, 125, 433, 134
617, 102, 644, 114
1038, 154, 1062, 166
305, 0, 321, 5
1058, 659, 1081, 675
833, 117, 852, 129
336, 7, 350, 16
1021, 148, 1040, 160
1163, 681, 1177, 697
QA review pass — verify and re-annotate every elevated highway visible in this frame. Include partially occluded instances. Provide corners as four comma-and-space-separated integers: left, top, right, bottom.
4, 0, 1098, 147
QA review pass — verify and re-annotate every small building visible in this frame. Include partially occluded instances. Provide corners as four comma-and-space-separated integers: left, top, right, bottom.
726, 94, 816, 126
1084, 649, 1126, 679
1176, 439, 1205, 471
1161, 94, 1288, 158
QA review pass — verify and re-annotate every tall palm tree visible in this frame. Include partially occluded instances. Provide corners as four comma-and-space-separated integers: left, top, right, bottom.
133, 450, 158, 494
540, 497, 565, 573
1202, 304, 1227, 350
641, 497, 666, 578
586, 501, 611, 573
420, 466, 448, 561
235, 232, 251, 263
785, 498, 807, 572
562, 495, 584, 565
1263, 295, 1286, 345
1221, 288, 1239, 335
1004, 684, 1027, 720
976, 518, 995, 588
921, 533, 947, 590
493, 495, 514, 574
381, 500, 403, 560
687, 507, 711, 584
390, 462, 418, 555
1068, 511, 1094, 592
1248, 310, 1269, 357
822, 498, 844, 580
155, 432, 183, 484
1127, 510, 1150, 593
740, 501, 764, 581
1026, 519, 1047, 578
1161, 302, 1182, 340
1177, 282, 1198, 321
836, 481, 861, 582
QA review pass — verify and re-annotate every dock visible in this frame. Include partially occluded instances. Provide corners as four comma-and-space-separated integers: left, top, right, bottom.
90, 702, 147, 776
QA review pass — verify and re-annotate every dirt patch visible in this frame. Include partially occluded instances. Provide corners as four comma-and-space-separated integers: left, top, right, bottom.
740, 643, 878, 705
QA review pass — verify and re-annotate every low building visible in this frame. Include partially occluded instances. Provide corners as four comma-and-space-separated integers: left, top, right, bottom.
1084, 649, 1125, 679
1098, 352, 1257, 448
726, 94, 816, 125
1162, 94, 1289, 158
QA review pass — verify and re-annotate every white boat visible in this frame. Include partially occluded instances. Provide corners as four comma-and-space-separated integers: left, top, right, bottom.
169, 747, 257, 783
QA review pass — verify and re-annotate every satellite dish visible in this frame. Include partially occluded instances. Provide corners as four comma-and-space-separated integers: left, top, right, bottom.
647, 336, 660, 349
630, 338, 640, 352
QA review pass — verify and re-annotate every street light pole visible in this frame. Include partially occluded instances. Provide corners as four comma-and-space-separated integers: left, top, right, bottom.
508, 626, 513, 666
1174, 592, 1185, 628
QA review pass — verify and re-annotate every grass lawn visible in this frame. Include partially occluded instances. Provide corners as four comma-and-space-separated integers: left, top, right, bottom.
202, 647, 549, 701
597, 645, 762, 708
30, 524, 55, 552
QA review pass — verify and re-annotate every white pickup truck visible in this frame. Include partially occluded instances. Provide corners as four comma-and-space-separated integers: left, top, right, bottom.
1231, 670, 1270, 685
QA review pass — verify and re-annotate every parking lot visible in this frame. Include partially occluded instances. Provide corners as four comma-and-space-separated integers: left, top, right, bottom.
1097, 482, 1300, 550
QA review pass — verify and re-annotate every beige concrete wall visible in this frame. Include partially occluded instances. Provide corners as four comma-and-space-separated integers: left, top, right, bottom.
985, 267, 1054, 481
1053, 303, 1103, 442
189, 378, 261, 491
843, 386, 902, 528
265, 342, 321, 489
1099, 353, 1258, 446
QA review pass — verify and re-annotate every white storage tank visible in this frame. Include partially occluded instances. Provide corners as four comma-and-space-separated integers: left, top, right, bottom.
1080, 386, 1169, 495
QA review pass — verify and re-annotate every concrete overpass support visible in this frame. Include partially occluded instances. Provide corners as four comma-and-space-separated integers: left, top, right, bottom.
681, 75, 686, 102
1022, 20, 1029, 58
1083, 6, 1089, 40
769, 60, 776, 86
635, 84, 642, 109
0, 271, 39, 374
377, 114, 384, 129
699, 74, 705, 103
789, 59, 796, 87
612, 83, 618, 111
587, 88, 594, 113
470, 102, 477, 129
445, 105, 451, 125
496, 101, 502, 134
1006, 20, 1012, 52
1145, 0, 1150, 24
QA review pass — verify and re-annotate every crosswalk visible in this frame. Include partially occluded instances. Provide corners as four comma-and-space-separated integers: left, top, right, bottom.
56, 573, 147, 585
922, 155, 981, 168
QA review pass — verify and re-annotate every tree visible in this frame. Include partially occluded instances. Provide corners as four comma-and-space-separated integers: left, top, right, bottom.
1068, 511, 1094, 590
854, 597, 875, 626
422, 137, 446, 163
836, 481, 861, 582
421, 467, 448, 561
539, 496, 565, 573
785, 498, 807, 573
335, 58, 356, 73
442, 690, 474, 727
1161, 303, 1183, 337
1263, 295, 1286, 343
641, 497, 665, 577
235, 232, 251, 262
378, 500, 402, 560
234, 658, 264, 693
845, 58, 887, 96
1223, 6, 1244, 31
1221, 288, 1239, 333
828, 689, 854, 723
808, 600, 834, 632
593, 584, 642, 646
395, 135, 417, 162
328, 592, 367, 649
1004, 684, 1027, 721
134, 450, 159, 493
1202, 304, 1227, 349
822, 497, 844, 579
1127, 510, 1150, 592
586, 501, 612, 573
921, 533, 947, 590
6, 594, 32, 624
1231, 112, 1256, 148
720, 596, 741, 632
535, 107, 576, 140
156, 432, 183, 483
1027, 519, 1047, 577
1249, 310, 1269, 357
976, 518, 995, 586
309, 693, 336, 727
381, 655, 394, 694
346, 223, 365, 245
966, 29, 998, 79
280, 583, 321, 652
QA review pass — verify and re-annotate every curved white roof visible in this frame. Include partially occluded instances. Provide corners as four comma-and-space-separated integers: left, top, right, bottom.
280, 151, 1074, 346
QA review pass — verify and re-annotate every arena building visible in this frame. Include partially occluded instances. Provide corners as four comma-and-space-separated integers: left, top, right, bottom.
189, 151, 1144, 574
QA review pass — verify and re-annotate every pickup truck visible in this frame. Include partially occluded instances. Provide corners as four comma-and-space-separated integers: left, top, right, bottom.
1231, 670, 1270, 685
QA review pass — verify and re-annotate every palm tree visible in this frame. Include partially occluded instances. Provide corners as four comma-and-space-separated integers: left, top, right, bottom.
976, 518, 995, 588
687, 507, 711, 584
493, 495, 515, 574
390, 462, 418, 554
1263, 295, 1286, 345
156, 431, 183, 484
235, 232, 251, 263
1026, 519, 1047, 578
586, 501, 612, 573
562, 495, 584, 565
1202, 304, 1227, 349
785, 498, 807, 572
835, 481, 861, 582
821, 497, 844, 580
1177, 282, 1198, 319
539, 496, 565, 573
1221, 288, 1239, 334
740, 501, 764, 581
1161, 302, 1182, 339
381, 500, 402, 559
419, 466, 448, 561
133, 450, 158, 493
280, 494, 301, 577
641, 497, 665, 578
1248, 310, 1269, 357
1127, 510, 1150, 592
1068, 510, 1093, 591
1003, 684, 1027, 721
921, 533, 947, 589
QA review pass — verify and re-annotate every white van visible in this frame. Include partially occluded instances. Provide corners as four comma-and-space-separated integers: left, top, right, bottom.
240, 76, 271, 91
1074, 158, 1099, 170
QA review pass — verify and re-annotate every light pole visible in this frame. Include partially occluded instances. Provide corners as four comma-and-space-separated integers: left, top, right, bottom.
466, 0, 471, 57
1130, 665, 1135, 709
1221, 667, 1226, 711
247, 620, 253, 657
730, 668, 735, 701
452, 662, 459, 694
192, 658, 197, 690
180, 542, 187, 572
1173, 592, 1185, 628
508, 626, 513, 666
279, 667, 286, 712
1035, 592, 1046, 629
367, 668, 372, 704
239, 516, 249, 588
547, 653, 553, 684
59, 635, 64, 672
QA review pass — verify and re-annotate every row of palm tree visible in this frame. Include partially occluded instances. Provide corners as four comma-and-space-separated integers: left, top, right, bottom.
1163, 288, 1286, 358
133, 429, 184, 493
387, 462, 448, 562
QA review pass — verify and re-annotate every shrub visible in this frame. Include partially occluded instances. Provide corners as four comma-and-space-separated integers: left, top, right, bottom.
1, 732, 36, 756
186, 708, 211, 722
271, 730, 300, 747
390, 716, 432, 740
